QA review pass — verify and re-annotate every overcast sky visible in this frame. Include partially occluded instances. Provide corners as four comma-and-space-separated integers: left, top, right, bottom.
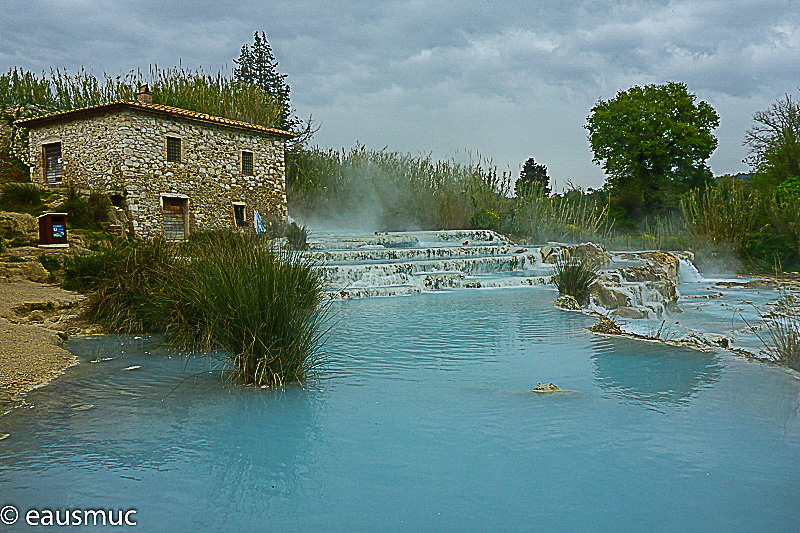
2, 0, 798, 190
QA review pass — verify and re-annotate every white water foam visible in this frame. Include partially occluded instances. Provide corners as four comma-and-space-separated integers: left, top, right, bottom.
678, 258, 704, 283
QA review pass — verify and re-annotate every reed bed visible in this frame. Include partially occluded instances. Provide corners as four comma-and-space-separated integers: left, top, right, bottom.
681, 180, 759, 247
63, 231, 327, 386
0, 66, 282, 128
287, 144, 511, 230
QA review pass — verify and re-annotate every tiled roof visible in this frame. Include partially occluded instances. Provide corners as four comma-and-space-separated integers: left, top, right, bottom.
17, 100, 294, 138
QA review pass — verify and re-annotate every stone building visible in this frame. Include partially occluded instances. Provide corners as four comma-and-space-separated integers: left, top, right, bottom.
18, 88, 292, 239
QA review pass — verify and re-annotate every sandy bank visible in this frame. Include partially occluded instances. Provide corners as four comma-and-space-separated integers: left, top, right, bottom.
0, 280, 87, 409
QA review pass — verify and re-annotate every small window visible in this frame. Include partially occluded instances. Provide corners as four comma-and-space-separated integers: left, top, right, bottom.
241, 151, 254, 176
43, 142, 62, 184
166, 136, 181, 162
233, 203, 247, 227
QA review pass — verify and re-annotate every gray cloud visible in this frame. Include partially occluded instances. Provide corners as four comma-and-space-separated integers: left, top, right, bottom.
1, 0, 798, 188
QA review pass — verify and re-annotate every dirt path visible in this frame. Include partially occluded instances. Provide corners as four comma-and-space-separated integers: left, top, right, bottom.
0, 280, 86, 407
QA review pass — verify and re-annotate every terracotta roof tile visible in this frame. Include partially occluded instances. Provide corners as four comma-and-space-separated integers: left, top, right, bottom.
17, 100, 294, 138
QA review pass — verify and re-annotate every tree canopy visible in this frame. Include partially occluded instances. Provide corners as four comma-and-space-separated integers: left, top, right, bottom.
585, 82, 719, 217
515, 157, 550, 197
744, 93, 800, 189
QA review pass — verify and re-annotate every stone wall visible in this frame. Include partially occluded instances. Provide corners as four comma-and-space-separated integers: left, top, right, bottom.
27, 107, 287, 238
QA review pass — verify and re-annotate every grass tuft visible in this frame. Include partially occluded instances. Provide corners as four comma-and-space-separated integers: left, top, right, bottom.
0, 183, 45, 213
551, 256, 599, 306
750, 290, 800, 370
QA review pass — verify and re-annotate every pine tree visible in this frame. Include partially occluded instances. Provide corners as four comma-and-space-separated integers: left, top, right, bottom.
515, 157, 551, 197
234, 32, 298, 134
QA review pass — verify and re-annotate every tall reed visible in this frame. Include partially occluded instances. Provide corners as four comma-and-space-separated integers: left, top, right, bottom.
750, 290, 800, 371
681, 180, 759, 247
514, 187, 611, 244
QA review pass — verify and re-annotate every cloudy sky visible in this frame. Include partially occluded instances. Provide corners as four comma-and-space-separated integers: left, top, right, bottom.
2, 0, 798, 189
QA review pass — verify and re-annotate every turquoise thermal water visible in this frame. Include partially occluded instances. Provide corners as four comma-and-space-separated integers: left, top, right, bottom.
1, 287, 800, 531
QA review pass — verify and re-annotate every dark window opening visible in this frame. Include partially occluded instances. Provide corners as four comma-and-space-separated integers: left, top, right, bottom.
44, 143, 62, 184
241, 151, 254, 176
233, 204, 247, 227
110, 194, 125, 208
166, 136, 181, 162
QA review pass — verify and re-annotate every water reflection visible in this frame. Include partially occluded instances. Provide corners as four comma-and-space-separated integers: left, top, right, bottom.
0, 336, 322, 529
590, 336, 722, 408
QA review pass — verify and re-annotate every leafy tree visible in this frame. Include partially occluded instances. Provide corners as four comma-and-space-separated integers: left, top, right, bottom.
744, 93, 800, 189
585, 82, 719, 218
234, 32, 314, 144
515, 157, 550, 197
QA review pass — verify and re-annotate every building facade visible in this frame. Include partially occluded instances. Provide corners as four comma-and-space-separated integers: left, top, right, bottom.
19, 92, 292, 239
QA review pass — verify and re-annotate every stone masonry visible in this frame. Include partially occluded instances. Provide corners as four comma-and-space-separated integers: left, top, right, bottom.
19, 98, 291, 238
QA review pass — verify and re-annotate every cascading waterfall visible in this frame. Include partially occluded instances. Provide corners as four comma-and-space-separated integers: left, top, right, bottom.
308, 230, 550, 300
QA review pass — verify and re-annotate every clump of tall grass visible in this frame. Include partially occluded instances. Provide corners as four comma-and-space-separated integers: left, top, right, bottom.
551, 255, 599, 306
171, 231, 326, 386
63, 231, 327, 386
749, 290, 800, 371
0, 183, 45, 213
284, 222, 309, 250
64, 238, 180, 331
56, 185, 111, 229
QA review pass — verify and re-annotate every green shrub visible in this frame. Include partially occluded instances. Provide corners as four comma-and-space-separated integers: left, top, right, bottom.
551, 256, 599, 306
469, 209, 501, 231
0, 183, 45, 213
742, 231, 799, 272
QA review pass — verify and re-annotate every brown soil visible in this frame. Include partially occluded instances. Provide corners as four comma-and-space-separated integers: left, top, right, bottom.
0, 280, 88, 408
